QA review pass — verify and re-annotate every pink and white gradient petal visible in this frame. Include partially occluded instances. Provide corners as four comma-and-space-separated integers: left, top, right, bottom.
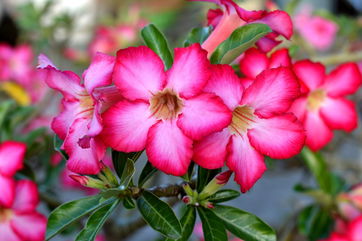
348, 216, 362, 241
304, 111, 333, 151
255, 10, 293, 40
0, 223, 21, 241
323, 63, 362, 97
146, 121, 193, 176
288, 97, 308, 122
0, 141, 26, 177
320, 98, 358, 132
101, 100, 157, 152
248, 114, 305, 159
239, 48, 268, 79
293, 60, 325, 91
11, 180, 39, 213
226, 135, 266, 193
177, 93, 232, 140
166, 44, 210, 98
0, 175, 15, 208
11, 212, 47, 241
241, 67, 300, 118
113, 46, 166, 101
193, 129, 232, 169
269, 48, 292, 68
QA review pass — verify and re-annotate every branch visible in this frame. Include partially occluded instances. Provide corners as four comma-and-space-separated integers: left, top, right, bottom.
312, 51, 362, 65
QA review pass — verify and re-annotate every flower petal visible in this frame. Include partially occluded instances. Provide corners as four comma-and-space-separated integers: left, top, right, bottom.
323, 63, 362, 97
320, 97, 358, 132
178, 93, 232, 140
146, 121, 193, 176
11, 180, 39, 213
226, 135, 266, 193
204, 64, 243, 110
113, 46, 166, 101
193, 129, 231, 169
63, 118, 106, 175
269, 48, 292, 68
255, 10, 293, 39
0, 141, 26, 177
166, 44, 210, 98
289, 97, 308, 122
293, 60, 325, 91
0, 223, 21, 241
304, 111, 333, 151
101, 100, 157, 152
248, 114, 305, 159
11, 212, 47, 241
83, 52, 115, 95
207, 8, 223, 27
349, 216, 362, 241
239, 48, 268, 79
0, 175, 15, 208
51, 100, 81, 140
241, 67, 300, 118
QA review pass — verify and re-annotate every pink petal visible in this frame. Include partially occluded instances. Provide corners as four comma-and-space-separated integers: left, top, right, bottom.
101, 100, 157, 152
0, 141, 26, 177
63, 118, 106, 174
203, 64, 243, 110
166, 44, 210, 98
83, 52, 115, 95
0, 223, 21, 241
241, 67, 300, 118
255, 10, 293, 39
293, 60, 325, 91
11, 212, 47, 241
269, 48, 292, 68
323, 63, 362, 97
256, 35, 281, 53
239, 48, 268, 79
193, 129, 231, 169
0, 175, 15, 208
226, 135, 266, 193
288, 97, 308, 122
11, 180, 39, 213
177, 93, 232, 140
146, 120, 193, 176
113, 46, 166, 101
320, 97, 358, 132
207, 8, 223, 27
304, 111, 333, 151
349, 216, 362, 241
248, 114, 305, 159
240, 77, 254, 89
51, 100, 81, 140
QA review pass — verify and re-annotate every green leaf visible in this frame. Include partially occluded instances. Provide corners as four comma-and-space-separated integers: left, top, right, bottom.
111, 150, 142, 179
138, 161, 158, 187
141, 24, 173, 69
197, 207, 227, 241
0, 100, 13, 129
75, 200, 120, 241
184, 26, 213, 47
46, 195, 114, 240
210, 23, 271, 64
212, 205, 276, 241
119, 158, 135, 187
53, 135, 68, 160
208, 189, 240, 203
165, 206, 196, 241
123, 196, 136, 209
137, 191, 182, 239
297, 205, 333, 241
197, 166, 221, 193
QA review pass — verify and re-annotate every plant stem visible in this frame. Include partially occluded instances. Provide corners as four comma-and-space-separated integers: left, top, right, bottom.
312, 51, 362, 65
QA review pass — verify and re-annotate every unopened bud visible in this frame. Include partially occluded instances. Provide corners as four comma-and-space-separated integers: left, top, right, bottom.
200, 200, 214, 209
337, 183, 362, 220
182, 196, 191, 204
182, 183, 195, 197
99, 161, 119, 186
199, 170, 233, 200
70, 174, 106, 189
215, 170, 233, 185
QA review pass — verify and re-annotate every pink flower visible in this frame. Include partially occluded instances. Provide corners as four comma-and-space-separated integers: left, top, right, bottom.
0, 179, 47, 241
192, 0, 293, 54
289, 61, 362, 151
101, 44, 232, 176
294, 9, 338, 51
0, 141, 26, 208
320, 216, 362, 241
38, 53, 121, 174
338, 184, 362, 221
193, 64, 305, 192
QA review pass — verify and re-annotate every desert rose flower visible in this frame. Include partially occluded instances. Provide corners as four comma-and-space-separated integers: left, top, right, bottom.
193, 65, 305, 192
320, 216, 362, 241
101, 43, 232, 176
289, 60, 362, 151
338, 184, 362, 221
192, 0, 293, 55
38, 53, 121, 174
0, 141, 26, 208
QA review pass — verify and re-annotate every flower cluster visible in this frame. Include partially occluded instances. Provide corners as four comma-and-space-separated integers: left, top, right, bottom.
0, 141, 46, 241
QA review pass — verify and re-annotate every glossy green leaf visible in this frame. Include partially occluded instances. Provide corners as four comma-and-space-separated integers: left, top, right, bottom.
46, 195, 114, 240
197, 166, 221, 193
184, 26, 212, 47
212, 205, 276, 241
166, 206, 197, 241
119, 158, 135, 187
141, 24, 173, 69
0, 100, 13, 129
53, 135, 68, 160
138, 161, 158, 187
208, 189, 240, 203
198, 207, 227, 241
137, 191, 182, 239
75, 200, 120, 241
111, 150, 142, 179
123, 196, 136, 209
210, 23, 271, 64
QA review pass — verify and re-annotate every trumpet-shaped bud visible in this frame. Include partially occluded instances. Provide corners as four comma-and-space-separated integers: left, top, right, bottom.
69, 175, 108, 189
199, 170, 233, 199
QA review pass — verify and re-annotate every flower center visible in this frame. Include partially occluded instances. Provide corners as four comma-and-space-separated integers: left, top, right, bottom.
307, 89, 326, 111
149, 89, 183, 120
229, 105, 256, 136
78, 91, 95, 117
0, 208, 13, 223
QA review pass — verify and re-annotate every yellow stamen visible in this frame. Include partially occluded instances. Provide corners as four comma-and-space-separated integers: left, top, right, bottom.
307, 89, 326, 111
149, 89, 184, 120
229, 105, 256, 136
